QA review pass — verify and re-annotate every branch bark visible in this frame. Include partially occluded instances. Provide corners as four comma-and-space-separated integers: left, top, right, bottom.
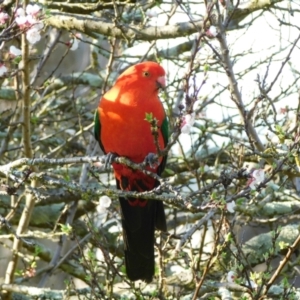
44, 0, 284, 41
4, 6, 38, 298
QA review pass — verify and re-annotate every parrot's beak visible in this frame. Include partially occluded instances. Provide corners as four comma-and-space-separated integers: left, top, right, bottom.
156, 76, 166, 89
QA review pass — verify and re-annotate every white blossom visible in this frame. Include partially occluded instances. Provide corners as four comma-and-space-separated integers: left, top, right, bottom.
69, 38, 79, 51
181, 112, 195, 134
248, 169, 265, 190
68, 33, 82, 51
14, 4, 44, 45
15, 15, 28, 27
146, 9, 158, 18
206, 26, 218, 37
9, 45, 22, 57
100, 196, 111, 208
16, 7, 25, 17
26, 15, 37, 25
26, 4, 41, 17
0, 64, 7, 76
226, 201, 236, 213
65, 129, 76, 136
170, 265, 186, 274
97, 196, 112, 213
26, 26, 41, 44
75, 33, 82, 39
15, 4, 43, 29
249, 280, 258, 289
227, 271, 236, 283
253, 169, 265, 182
25, 22, 43, 44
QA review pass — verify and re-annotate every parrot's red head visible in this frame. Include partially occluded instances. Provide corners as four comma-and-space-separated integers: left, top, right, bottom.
116, 61, 166, 91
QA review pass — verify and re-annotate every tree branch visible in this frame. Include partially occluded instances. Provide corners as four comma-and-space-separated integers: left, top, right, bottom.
44, 1, 284, 41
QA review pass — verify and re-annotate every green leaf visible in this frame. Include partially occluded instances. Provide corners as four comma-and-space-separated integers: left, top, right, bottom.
34, 245, 42, 256
211, 191, 218, 200
15, 269, 23, 276
44, 9, 52, 18
225, 232, 233, 242
30, 261, 37, 268
281, 276, 290, 288
58, 223, 72, 235
163, 168, 174, 175
144, 112, 153, 122
278, 240, 289, 250
31, 115, 39, 125
13, 56, 22, 65
236, 198, 245, 205
203, 64, 210, 72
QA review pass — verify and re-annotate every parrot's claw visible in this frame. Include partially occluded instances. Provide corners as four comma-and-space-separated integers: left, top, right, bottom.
104, 152, 118, 169
144, 153, 159, 169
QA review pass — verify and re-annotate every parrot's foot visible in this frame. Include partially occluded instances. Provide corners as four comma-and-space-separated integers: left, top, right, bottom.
104, 152, 118, 169
144, 153, 159, 169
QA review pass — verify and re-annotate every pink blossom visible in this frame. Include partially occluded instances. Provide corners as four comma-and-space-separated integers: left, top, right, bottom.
26, 4, 41, 17
67, 33, 82, 51
181, 112, 195, 134
14, 5, 44, 44
9, 45, 22, 57
24, 267, 36, 278
26, 28, 41, 44
93, 161, 103, 168
15, 5, 42, 29
69, 38, 79, 51
35, 21, 43, 30
15, 15, 28, 28
247, 169, 265, 190
227, 271, 236, 283
16, 14, 37, 28
0, 64, 7, 76
278, 107, 287, 114
74, 33, 82, 39
146, 9, 158, 18
26, 23, 43, 44
16, 7, 25, 17
0, 12, 9, 24
26, 15, 37, 25
206, 26, 218, 38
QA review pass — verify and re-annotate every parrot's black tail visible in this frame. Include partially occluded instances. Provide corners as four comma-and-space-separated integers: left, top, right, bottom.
118, 195, 166, 283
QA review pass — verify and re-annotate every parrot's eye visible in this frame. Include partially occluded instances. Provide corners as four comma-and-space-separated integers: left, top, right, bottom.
143, 71, 150, 77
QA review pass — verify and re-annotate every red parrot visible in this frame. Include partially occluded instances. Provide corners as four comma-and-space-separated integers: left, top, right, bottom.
94, 61, 168, 282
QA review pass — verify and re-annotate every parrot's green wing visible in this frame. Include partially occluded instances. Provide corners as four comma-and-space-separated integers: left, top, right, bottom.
94, 109, 106, 154
158, 116, 169, 175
